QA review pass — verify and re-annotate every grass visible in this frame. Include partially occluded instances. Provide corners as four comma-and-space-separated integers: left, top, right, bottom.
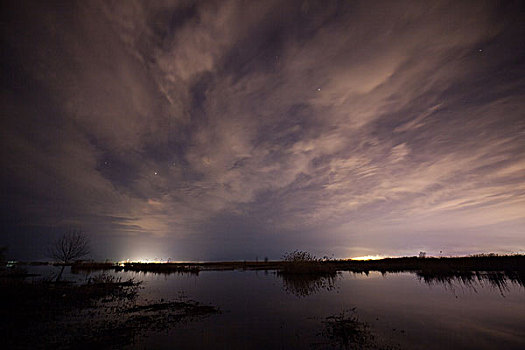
276, 250, 340, 297
281, 250, 339, 274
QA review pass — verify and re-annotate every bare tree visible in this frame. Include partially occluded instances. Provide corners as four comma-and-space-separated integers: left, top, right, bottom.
50, 228, 90, 282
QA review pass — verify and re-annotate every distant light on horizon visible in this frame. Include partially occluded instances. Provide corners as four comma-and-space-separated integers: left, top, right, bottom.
351, 255, 391, 261
118, 259, 163, 264
118, 257, 196, 264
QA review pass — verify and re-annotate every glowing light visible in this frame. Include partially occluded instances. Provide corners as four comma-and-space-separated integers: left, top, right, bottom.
351, 255, 386, 261
118, 258, 167, 264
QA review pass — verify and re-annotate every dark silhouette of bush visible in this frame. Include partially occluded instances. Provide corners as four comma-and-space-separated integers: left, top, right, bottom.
49, 228, 90, 282
281, 250, 337, 274
317, 309, 397, 350
278, 250, 340, 296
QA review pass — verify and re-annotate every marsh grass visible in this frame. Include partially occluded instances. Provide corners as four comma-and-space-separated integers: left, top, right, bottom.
276, 251, 340, 297
281, 250, 338, 274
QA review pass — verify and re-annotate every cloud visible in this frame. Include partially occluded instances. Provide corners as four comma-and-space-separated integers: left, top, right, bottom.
1, 0, 524, 259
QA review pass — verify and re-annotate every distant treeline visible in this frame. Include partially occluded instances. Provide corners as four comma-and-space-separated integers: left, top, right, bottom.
330, 254, 525, 273
68, 254, 525, 275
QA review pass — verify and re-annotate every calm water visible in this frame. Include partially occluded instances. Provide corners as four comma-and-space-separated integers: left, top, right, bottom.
31, 266, 525, 349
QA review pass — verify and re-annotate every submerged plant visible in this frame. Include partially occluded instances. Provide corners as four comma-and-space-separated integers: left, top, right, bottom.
316, 309, 398, 350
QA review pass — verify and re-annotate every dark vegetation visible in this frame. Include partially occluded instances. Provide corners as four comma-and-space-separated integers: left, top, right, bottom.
278, 250, 340, 297
70, 260, 282, 274
1, 273, 138, 348
314, 308, 399, 350
416, 270, 524, 295
281, 250, 338, 274
70, 253, 525, 275
68, 253, 525, 297
0, 273, 219, 349
72, 262, 201, 275
2, 249, 523, 348
335, 254, 525, 274
49, 229, 90, 282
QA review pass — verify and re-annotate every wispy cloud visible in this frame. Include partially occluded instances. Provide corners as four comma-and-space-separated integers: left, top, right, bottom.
1, 0, 524, 259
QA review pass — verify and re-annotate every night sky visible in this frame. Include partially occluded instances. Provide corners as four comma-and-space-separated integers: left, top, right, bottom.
2, 0, 524, 261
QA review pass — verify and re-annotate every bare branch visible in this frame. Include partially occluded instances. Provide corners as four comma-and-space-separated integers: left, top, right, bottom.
49, 228, 90, 264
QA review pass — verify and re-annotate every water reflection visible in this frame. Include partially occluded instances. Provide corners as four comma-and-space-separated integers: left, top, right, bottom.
17, 265, 524, 349
276, 268, 525, 298
277, 271, 340, 297
71, 263, 200, 276
416, 270, 525, 295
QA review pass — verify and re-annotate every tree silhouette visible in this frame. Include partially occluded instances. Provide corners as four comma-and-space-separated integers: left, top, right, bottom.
50, 228, 90, 282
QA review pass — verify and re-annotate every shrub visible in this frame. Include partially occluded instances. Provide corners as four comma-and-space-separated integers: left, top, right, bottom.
281, 250, 337, 274
283, 250, 320, 263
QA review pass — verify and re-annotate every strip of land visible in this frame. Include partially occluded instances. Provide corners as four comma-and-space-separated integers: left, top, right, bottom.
64, 254, 524, 275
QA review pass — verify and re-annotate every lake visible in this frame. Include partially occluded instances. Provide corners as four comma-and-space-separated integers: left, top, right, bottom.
38, 265, 524, 349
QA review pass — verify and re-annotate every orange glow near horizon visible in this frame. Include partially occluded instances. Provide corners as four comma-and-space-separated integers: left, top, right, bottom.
351, 255, 388, 261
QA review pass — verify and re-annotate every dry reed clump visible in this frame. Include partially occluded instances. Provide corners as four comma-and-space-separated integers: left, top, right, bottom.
281, 250, 337, 274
